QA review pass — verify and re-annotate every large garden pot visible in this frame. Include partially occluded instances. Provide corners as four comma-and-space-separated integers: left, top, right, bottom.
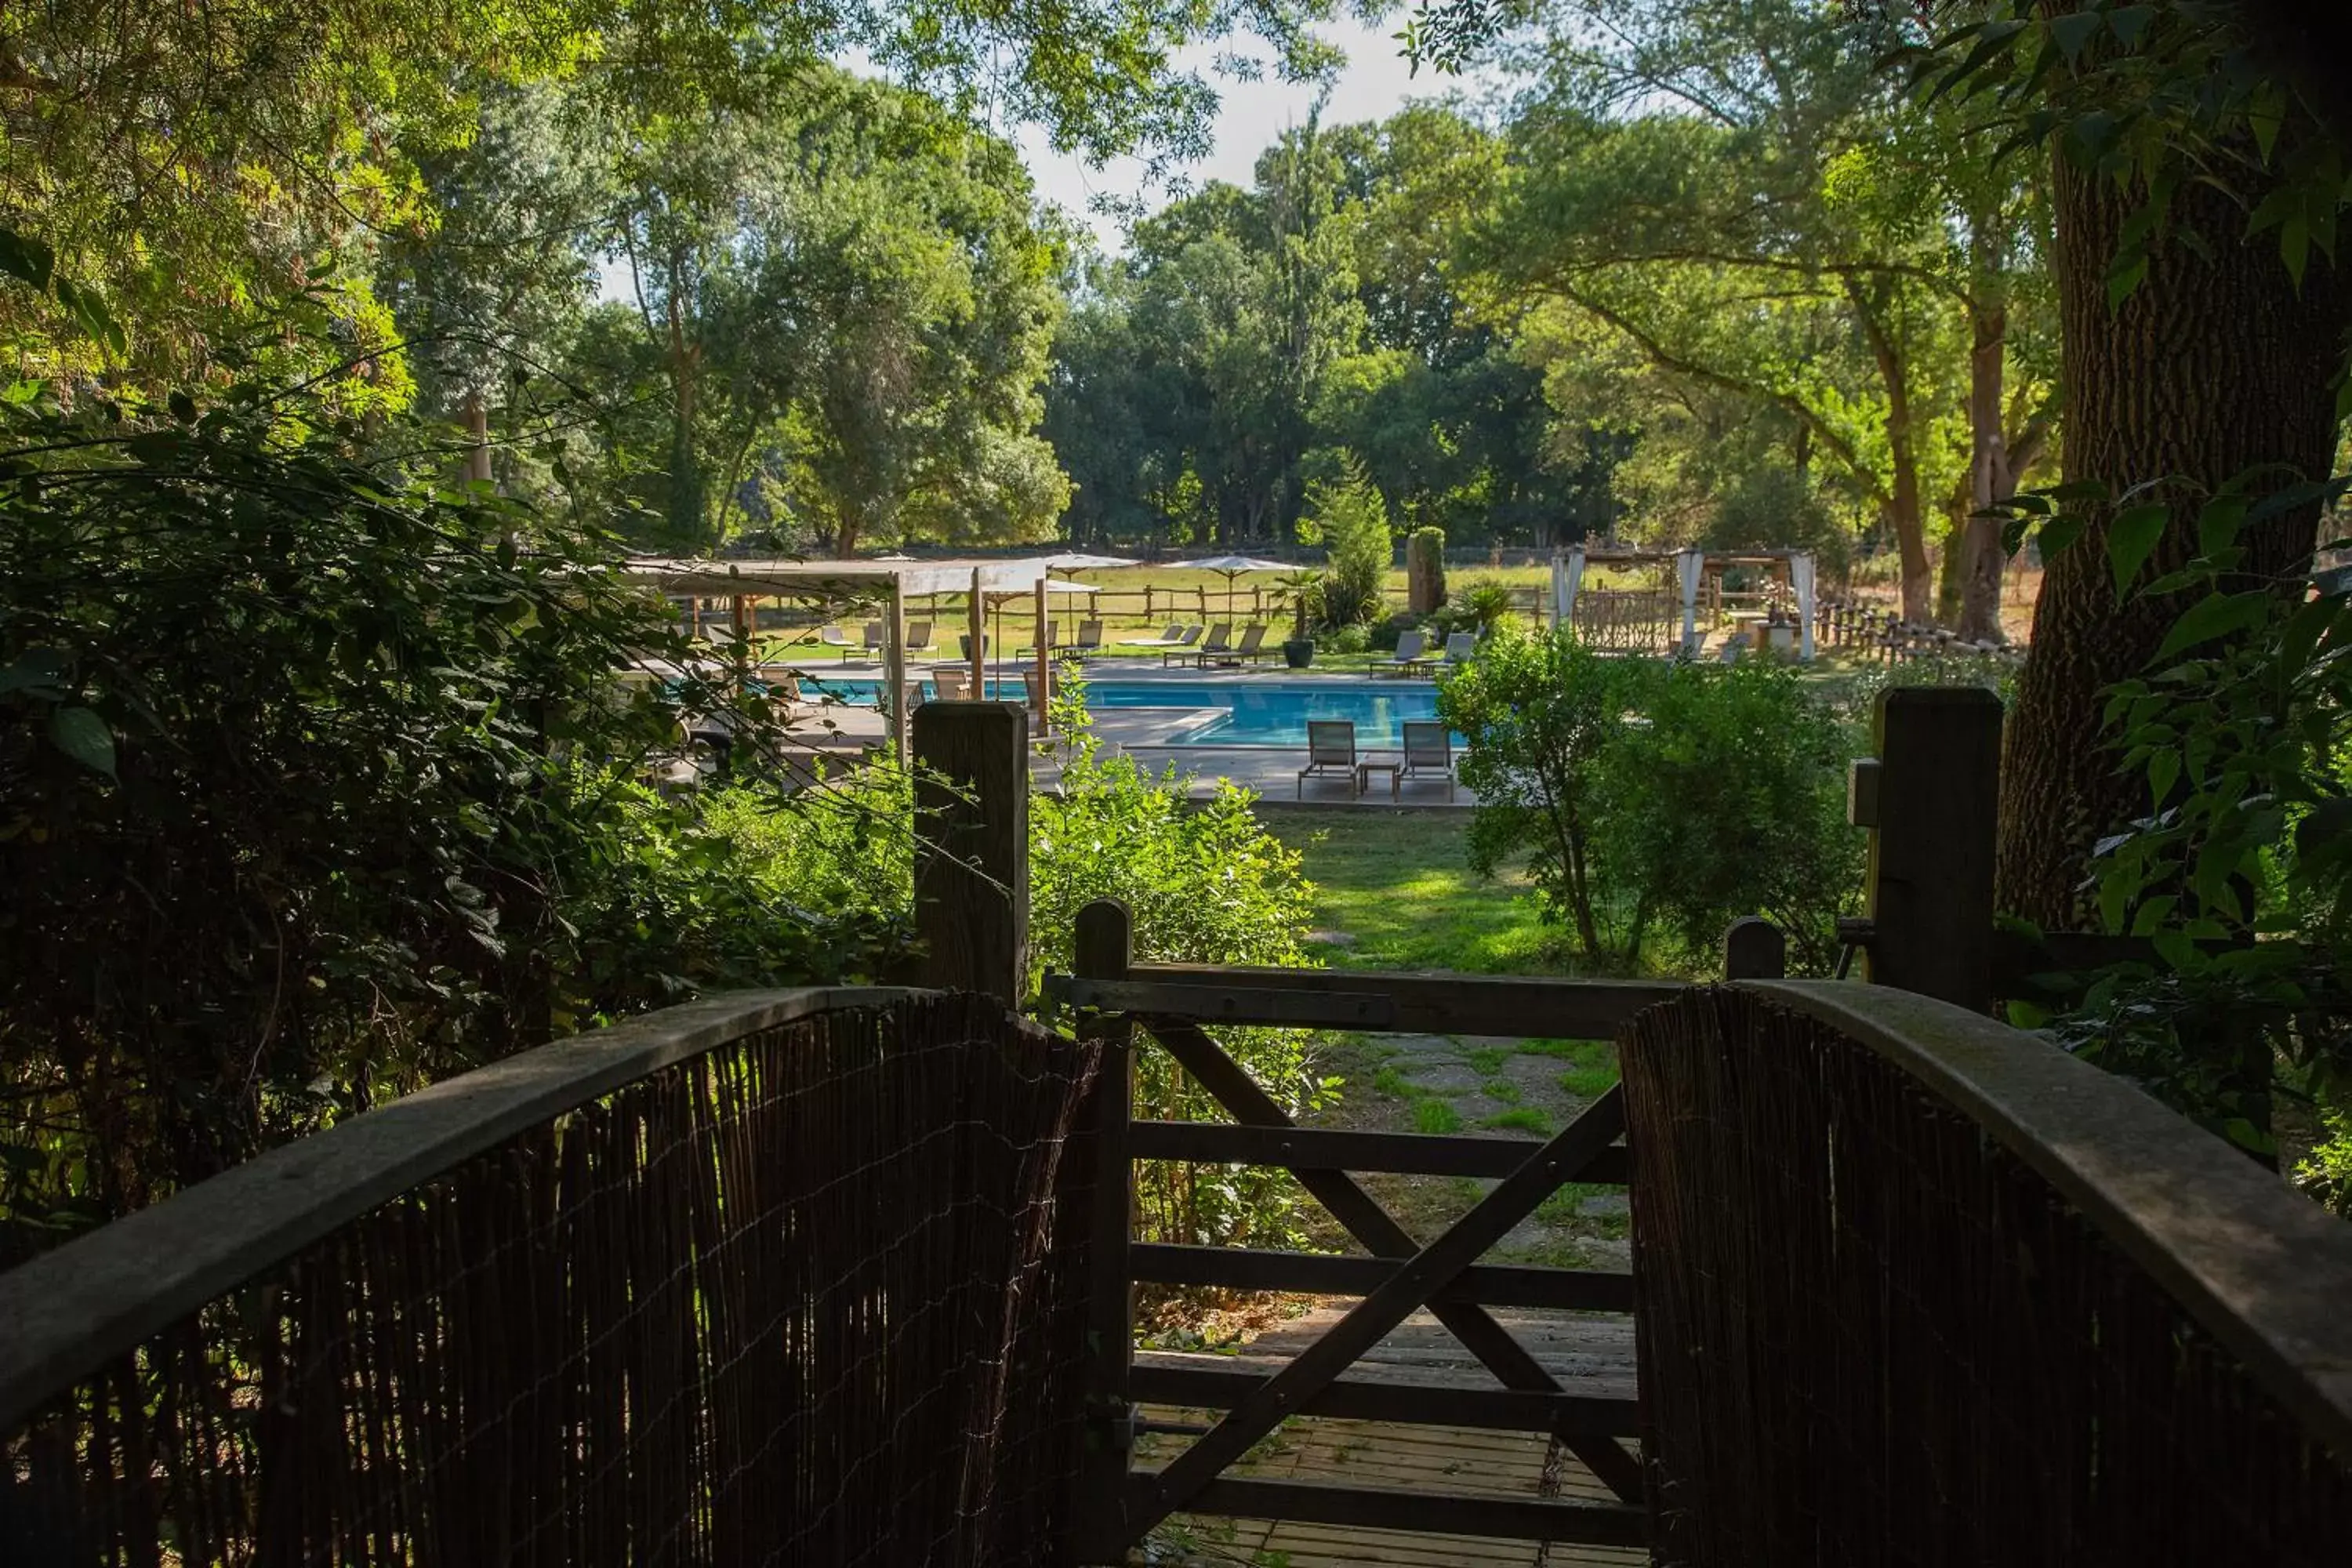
1283, 639, 1316, 669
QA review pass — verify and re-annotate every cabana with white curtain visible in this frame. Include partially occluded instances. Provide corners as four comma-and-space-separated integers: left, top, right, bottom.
616, 554, 1141, 763
1548, 545, 1817, 660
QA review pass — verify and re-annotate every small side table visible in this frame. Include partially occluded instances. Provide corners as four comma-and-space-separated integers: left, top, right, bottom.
1357, 757, 1401, 800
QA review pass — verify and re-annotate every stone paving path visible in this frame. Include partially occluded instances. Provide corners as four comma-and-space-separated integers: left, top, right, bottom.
1298, 1029, 1632, 1272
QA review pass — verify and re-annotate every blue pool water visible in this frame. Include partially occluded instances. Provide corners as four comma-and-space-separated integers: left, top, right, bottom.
795, 674, 1452, 750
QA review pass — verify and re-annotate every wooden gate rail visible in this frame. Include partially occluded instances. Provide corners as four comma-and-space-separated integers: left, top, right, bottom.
1083, 962, 1682, 1036
1057, 906, 1671, 1562
1128, 1118, 1631, 1181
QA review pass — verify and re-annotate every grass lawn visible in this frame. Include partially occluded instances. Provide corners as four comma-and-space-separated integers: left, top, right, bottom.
1259, 807, 1560, 975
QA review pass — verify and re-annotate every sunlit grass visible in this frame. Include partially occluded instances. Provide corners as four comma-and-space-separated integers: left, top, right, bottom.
1480, 1106, 1551, 1134
1412, 1098, 1462, 1134
1262, 809, 1557, 975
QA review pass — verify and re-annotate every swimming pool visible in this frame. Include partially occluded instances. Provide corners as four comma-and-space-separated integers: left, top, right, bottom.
795, 673, 1454, 750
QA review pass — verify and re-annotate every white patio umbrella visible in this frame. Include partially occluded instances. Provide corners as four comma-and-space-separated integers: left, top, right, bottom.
1168, 554, 1292, 620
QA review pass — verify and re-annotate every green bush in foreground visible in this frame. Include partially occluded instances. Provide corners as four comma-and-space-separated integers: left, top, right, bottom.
1034, 686, 1327, 1250
1439, 628, 1861, 975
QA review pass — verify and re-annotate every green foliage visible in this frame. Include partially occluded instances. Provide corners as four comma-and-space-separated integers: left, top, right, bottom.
1591, 658, 1864, 974
1891, 1, 2348, 313
1305, 458, 1392, 628
1440, 630, 1648, 964
1428, 579, 1517, 639
2, 0, 1340, 394
0, 384, 896, 1256
2020, 471, 2352, 1164
2299, 1110, 2352, 1218
1033, 688, 1326, 1250
1044, 104, 1600, 551
1413, 1098, 1463, 1134
1439, 629, 1862, 974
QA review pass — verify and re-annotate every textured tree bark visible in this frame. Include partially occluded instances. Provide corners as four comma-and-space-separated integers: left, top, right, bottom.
1955, 229, 2014, 642
1995, 156, 2348, 927
1849, 277, 1933, 621
460, 387, 492, 487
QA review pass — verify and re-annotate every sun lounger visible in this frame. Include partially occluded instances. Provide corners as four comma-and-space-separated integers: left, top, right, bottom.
1124, 620, 1195, 648
904, 621, 935, 652
932, 667, 971, 702
1296, 720, 1360, 799
1203, 623, 1269, 667
1399, 721, 1456, 801
862, 619, 885, 655
1371, 629, 1434, 678
818, 626, 855, 658
1442, 630, 1478, 667
1168, 622, 1231, 667
1072, 619, 1105, 656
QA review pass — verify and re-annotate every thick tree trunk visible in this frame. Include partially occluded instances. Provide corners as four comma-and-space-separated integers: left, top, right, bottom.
1936, 506, 1967, 624
1995, 157, 2348, 928
461, 387, 492, 487
1957, 240, 2013, 642
662, 257, 706, 548
1849, 278, 1933, 621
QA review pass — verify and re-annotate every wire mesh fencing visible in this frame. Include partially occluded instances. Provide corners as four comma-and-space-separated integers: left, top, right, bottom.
2, 992, 1102, 1567
1621, 986, 2352, 1568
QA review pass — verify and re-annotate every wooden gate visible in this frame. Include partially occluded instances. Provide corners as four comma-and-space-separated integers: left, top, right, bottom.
1051, 900, 1688, 1563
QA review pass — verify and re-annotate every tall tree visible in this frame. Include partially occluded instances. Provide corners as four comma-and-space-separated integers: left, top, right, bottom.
1904, 4, 2352, 925
1473, 0, 2023, 619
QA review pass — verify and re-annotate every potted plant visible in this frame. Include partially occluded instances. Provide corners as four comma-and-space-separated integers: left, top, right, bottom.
1276, 570, 1323, 668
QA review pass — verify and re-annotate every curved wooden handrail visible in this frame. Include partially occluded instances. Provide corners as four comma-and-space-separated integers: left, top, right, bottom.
0, 985, 916, 1434
1744, 978, 2352, 1463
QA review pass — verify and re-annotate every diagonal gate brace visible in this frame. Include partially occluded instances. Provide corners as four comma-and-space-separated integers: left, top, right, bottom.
1137, 1018, 1642, 1521
1126, 1076, 1634, 1537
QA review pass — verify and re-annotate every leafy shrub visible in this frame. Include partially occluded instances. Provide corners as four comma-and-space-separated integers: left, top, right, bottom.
1033, 686, 1327, 1249
1440, 630, 1650, 964
1303, 457, 1392, 629
0, 387, 881, 1254
1588, 657, 1862, 973
1439, 628, 1861, 975
1428, 579, 1518, 640
1322, 622, 1371, 655
2014, 474, 2352, 1169
1370, 612, 1422, 652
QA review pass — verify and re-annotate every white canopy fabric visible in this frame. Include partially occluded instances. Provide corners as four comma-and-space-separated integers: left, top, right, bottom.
1790, 552, 1817, 660
1555, 546, 1587, 633
1676, 548, 1707, 657
1047, 552, 1145, 569
1167, 554, 1293, 573
621, 554, 1102, 599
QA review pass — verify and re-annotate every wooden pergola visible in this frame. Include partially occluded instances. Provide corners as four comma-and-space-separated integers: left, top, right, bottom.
1551, 545, 1817, 659
618, 554, 1133, 764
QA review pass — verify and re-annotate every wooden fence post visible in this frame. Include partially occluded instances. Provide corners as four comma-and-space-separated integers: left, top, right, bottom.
911, 702, 1029, 1002
1864, 685, 2002, 1011
1070, 898, 1134, 1563
1722, 917, 1787, 980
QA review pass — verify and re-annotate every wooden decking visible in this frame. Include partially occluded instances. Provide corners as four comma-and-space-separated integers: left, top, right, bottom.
1133, 1305, 1642, 1566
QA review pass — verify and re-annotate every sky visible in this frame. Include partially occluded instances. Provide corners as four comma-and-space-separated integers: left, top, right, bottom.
595, 19, 1486, 300
1013, 17, 1475, 252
